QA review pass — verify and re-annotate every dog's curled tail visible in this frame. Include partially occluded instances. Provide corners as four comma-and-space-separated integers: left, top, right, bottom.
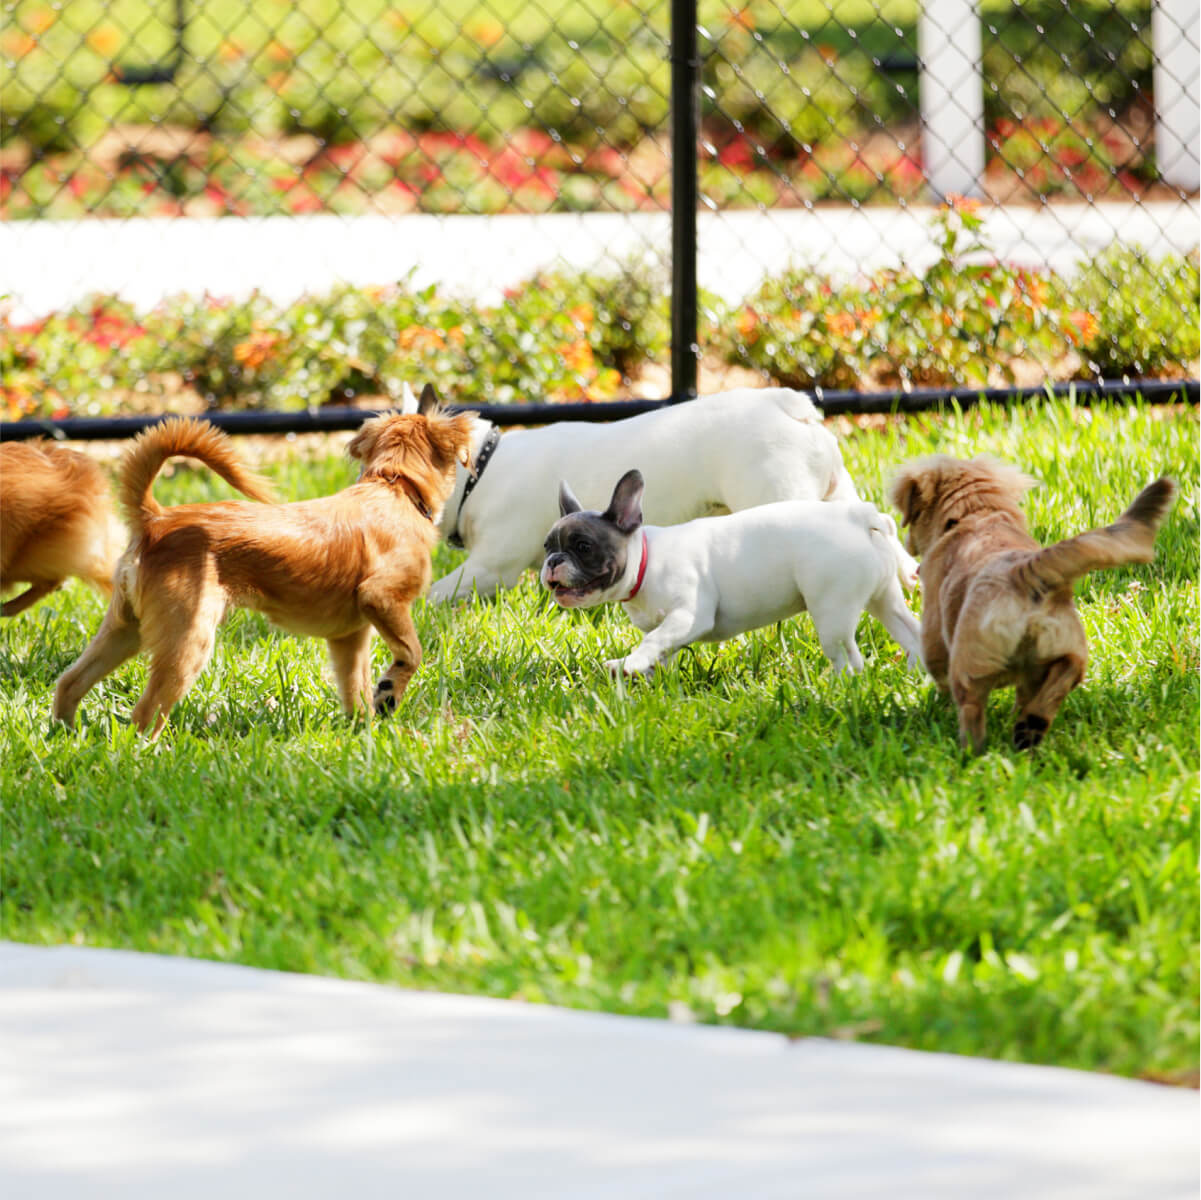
119, 417, 276, 535
863, 505, 920, 590
1015, 477, 1177, 595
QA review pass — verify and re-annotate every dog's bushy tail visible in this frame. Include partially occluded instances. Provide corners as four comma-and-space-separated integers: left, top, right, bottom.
1014, 477, 1177, 595
119, 417, 275, 535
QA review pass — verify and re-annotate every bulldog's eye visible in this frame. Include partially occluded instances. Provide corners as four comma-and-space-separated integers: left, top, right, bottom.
574, 538, 592, 556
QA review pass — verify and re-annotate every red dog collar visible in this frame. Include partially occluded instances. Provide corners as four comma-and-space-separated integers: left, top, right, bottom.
623, 532, 649, 602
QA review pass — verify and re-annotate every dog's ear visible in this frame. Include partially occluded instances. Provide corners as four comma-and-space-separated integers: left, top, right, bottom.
888, 466, 924, 527
559, 479, 582, 517
424, 410, 474, 470
400, 382, 419, 415
347, 418, 382, 463
604, 469, 644, 535
418, 383, 441, 416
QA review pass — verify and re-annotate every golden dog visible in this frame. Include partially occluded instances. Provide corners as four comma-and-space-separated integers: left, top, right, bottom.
889, 455, 1176, 753
54, 395, 474, 735
1, 441, 125, 616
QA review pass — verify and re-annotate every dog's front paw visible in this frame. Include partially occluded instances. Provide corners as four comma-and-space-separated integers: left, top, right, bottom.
1013, 713, 1049, 751
373, 678, 397, 716
606, 656, 654, 679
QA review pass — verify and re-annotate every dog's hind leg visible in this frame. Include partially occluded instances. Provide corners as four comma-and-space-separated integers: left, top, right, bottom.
327, 626, 374, 715
807, 598, 865, 674
130, 591, 224, 736
2, 580, 61, 617
429, 555, 518, 604
53, 599, 141, 725
950, 674, 992, 754
1013, 653, 1086, 750
359, 592, 422, 716
866, 582, 922, 669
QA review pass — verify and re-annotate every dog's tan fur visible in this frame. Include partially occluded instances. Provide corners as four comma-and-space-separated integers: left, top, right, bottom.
54, 402, 474, 735
1, 441, 126, 617
889, 455, 1176, 753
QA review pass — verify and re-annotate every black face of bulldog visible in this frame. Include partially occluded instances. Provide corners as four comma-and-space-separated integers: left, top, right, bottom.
541, 469, 644, 608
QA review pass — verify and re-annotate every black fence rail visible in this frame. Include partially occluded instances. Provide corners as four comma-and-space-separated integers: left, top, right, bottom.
1, 0, 1197, 430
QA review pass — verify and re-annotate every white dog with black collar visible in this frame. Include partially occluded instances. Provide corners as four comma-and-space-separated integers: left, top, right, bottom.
428, 386, 861, 603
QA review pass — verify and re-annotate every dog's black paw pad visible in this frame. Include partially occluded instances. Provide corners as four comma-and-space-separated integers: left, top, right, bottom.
373, 683, 397, 716
1013, 714, 1049, 750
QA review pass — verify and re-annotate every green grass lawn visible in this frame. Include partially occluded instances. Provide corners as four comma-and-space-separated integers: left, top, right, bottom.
2, 396, 1197, 1080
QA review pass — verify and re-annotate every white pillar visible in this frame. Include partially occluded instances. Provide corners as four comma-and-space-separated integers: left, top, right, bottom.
918, 0, 985, 198
1152, 0, 1200, 191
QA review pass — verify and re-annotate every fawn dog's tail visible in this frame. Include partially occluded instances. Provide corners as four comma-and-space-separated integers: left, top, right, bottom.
1013, 477, 1177, 596
119, 417, 276, 536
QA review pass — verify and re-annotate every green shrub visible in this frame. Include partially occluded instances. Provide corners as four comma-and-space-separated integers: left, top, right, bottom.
1070, 247, 1201, 379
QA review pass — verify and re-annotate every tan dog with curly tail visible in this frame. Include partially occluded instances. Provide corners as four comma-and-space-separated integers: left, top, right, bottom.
1, 441, 126, 616
54, 393, 475, 736
889, 455, 1176, 753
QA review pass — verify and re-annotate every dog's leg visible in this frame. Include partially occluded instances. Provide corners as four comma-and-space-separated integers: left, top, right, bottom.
950, 675, 991, 754
131, 593, 224, 737
1013, 654, 1086, 750
608, 603, 715, 677
2, 580, 61, 617
327, 627, 374, 715
360, 594, 422, 715
429, 556, 515, 604
52, 600, 141, 725
866, 584, 923, 670
807, 599, 866, 675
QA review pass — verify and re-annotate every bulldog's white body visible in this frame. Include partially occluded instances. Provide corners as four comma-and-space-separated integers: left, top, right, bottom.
430, 387, 858, 602
563, 501, 922, 677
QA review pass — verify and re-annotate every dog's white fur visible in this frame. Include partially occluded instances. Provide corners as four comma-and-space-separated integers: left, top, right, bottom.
430, 387, 858, 602
544, 492, 922, 677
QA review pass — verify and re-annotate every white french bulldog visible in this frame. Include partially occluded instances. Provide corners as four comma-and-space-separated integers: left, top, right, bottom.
426, 387, 860, 603
540, 469, 922, 677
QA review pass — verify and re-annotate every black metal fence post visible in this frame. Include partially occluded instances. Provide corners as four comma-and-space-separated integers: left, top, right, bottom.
670, 0, 700, 405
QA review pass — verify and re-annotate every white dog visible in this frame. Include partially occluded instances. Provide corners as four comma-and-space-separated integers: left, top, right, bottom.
426, 386, 859, 602
540, 469, 921, 677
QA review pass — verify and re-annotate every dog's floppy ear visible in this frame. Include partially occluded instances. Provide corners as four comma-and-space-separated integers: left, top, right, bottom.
888, 465, 925, 527
604, 469, 644, 535
418, 383, 441, 416
347, 417, 382, 463
400, 382, 419, 415
559, 479, 582, 517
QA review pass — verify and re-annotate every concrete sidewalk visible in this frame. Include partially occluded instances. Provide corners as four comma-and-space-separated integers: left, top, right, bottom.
1, 942, 1196, 1198
2, 201, 1197, 319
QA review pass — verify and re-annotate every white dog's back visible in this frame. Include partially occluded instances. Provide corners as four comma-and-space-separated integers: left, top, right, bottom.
432, 387, 859, 601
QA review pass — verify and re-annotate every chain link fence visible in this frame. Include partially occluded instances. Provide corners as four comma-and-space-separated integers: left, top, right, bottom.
2, 0, 1197, 426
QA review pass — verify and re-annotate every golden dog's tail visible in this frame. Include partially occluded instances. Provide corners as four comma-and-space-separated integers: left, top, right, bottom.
119, 417, 276, 535
1015, 477, 1177, 595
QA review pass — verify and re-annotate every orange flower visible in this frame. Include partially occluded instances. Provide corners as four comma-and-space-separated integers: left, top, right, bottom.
85, 26, 120, 55
568, 303, 595, 331
466, 18, 505, 46
3, 31, 37, 56
1065, 309, 1100, 346
233, 330, 284, 370
1016, 272, 1049, 309
735, 306, 759, 339
943, 193, 982, 216
218, 39, 246, 62
726, 8, 755, 32
397, 326, 447, 353
558, 339, 594, 374
827, 311, 856, 338
265, 39, 292, 63
27, 9, 56, 34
